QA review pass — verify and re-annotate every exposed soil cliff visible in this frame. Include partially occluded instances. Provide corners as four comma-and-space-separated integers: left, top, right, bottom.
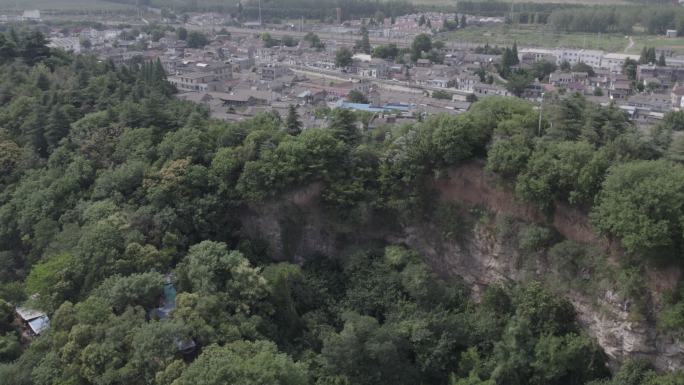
241, 160, 684, 371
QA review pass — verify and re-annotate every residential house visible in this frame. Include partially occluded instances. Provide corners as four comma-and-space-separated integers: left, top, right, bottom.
260, 64, 290, 81
168, 72, 226, 92
416, 59, 432, 68
212, 90, 273, 107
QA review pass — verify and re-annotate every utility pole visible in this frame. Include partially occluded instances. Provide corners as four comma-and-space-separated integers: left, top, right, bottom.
538, 92, 545, 136
258, 0, 262, 26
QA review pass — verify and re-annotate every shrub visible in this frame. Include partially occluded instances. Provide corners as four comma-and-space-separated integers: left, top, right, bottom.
517, 224, 554, 253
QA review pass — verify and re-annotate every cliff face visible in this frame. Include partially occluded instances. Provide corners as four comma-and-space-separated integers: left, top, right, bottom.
240, 160, 684, 371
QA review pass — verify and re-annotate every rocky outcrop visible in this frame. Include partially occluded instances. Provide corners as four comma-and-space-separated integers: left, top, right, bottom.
240, 160, 684, 372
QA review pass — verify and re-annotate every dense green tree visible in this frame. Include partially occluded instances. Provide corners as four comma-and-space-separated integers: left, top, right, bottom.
186, 32, 209, 48
592, 160, 684, 259
505, 72, 533, 97
658, 51, 667, 66
623, 58, 638, 81
172, 340, 308, 385
347, 89, 369, 104
335, 47, 354, 68
330, 109, 360, 145
322, 312, 417, 385
373, 43, 399, 60
285, 105, 302, 136
176, 27, 188, 40
411, 33, 432, 62
356, 26, 371, 54
530, 60, 557, 81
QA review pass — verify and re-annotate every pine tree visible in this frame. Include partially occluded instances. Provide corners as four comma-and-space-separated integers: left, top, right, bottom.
36, 72, 50, 91
511, 42, 519, 65
658, 51, 667, 67
44, 106, 70, 151
285, 105, 302, 136
359, 27, 371, 54
330, 109, 359, 145
648, 47, 657, 64
639, 46, 649, 64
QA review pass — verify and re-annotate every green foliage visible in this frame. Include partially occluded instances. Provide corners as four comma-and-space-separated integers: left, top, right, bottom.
592, 160, 684, 259
185, 32, 209, 48
373, 43, 399, 60
517, 224, 554, 253
356, 27, 371, 54
660, 285, 684, 337
285, 105, 302, 136
530, 60, 557, 81
0, 333, 21, 362
321, 312, 417, 385
432, 90, 452, 100
515, 141, 606, 210
530, 333, 607, 385
303, 32, 325, 50
411, 33, 432, 62
434, 202, 468, 241
505, 71, 533, 97
172, 340, 308, 385
93, 272, 164, 313
335, 47, 353, 68
347, 89, 369, 104
25, 253, 80, 311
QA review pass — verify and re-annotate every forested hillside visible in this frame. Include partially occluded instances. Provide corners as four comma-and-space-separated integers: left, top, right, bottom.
0, 29, 684, 385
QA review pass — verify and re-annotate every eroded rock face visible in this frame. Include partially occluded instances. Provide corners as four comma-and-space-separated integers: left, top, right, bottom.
240, 161, 684, 371
401, 222, 684, 372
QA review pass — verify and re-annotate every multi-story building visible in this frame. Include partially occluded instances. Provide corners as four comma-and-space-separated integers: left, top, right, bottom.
259, 64, 290, 81
555, 49, 604, 68
637, 65, 684, 89
168, 72, 226, 92
600, 53, 640, 73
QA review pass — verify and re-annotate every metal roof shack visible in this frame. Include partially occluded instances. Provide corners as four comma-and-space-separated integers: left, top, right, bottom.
16, 307, 50, 336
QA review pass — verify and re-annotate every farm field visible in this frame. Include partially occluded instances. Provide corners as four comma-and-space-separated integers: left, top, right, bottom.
442, 24, 684, 54
0, 0, 133, 11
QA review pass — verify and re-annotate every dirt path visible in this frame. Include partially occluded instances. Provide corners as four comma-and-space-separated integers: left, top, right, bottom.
625, 35, 634, 52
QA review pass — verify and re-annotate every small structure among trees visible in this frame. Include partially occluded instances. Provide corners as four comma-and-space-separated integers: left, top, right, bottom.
15, 307, 49, 338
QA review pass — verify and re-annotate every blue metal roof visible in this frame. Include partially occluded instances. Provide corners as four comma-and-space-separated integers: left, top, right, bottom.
338, 102, 413, 113
28, 315, 50, 335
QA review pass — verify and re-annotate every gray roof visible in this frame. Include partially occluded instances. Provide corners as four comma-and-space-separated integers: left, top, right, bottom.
16, 307, 46, 322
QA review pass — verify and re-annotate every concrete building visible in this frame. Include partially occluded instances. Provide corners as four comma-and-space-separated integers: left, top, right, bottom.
48, 37, 82, 53
168, 72, 227, 92
601, 53, 640, 73
555, 49, 603, 68
259, 64, 290, 81
21, 10, 41, 21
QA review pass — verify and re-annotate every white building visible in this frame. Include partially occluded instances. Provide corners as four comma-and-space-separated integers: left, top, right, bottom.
21, 10, 41, 21
600, 53, 640, 73
555, 49, 604, 68
48, 37, 82, 53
